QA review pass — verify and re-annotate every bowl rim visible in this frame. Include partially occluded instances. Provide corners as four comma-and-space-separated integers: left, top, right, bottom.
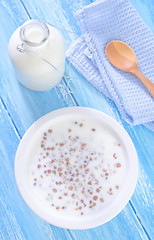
15, 107, 138, 229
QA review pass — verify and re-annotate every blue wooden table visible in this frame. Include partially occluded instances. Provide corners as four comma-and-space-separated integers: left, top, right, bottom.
0, 0, 153, 239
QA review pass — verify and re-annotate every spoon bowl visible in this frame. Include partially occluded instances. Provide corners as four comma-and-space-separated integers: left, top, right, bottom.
105, 40, 154, 97
105, 41, 137, 72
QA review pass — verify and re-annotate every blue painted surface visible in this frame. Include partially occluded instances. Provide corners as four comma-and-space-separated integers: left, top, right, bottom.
0, 0, 153, 239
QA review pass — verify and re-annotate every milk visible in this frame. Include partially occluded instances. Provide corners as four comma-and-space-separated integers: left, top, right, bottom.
8, 20, 65, 91
27, 115, 126, 216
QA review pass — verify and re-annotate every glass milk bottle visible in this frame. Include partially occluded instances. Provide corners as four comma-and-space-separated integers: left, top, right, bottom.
8, 20, 65, 91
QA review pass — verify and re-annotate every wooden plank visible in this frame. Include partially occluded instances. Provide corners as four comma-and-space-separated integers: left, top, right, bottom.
130, 0, 154, 32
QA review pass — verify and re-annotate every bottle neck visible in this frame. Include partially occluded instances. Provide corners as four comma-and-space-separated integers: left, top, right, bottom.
20, 20, 49, 51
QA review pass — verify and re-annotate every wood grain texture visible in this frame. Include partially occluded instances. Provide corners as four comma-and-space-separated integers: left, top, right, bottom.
0, 0, 153, 239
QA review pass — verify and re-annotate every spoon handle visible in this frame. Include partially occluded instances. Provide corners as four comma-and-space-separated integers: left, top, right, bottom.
133, 68, 154, 97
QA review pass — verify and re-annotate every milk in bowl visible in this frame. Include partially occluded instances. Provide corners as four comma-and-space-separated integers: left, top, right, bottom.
27, 115, 126, 216
15, 108, 138, 229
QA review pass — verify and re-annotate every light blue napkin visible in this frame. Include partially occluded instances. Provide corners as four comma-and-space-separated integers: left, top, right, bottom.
66, 0, 154, 130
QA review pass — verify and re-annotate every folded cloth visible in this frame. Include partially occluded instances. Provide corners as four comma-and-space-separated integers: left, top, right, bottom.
66, 0, 154, 130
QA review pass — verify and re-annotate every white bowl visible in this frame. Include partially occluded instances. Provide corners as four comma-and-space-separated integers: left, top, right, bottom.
15, 107, 138, 229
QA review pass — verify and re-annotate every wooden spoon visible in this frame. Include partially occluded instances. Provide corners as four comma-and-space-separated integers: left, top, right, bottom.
105, 40, 154, 97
